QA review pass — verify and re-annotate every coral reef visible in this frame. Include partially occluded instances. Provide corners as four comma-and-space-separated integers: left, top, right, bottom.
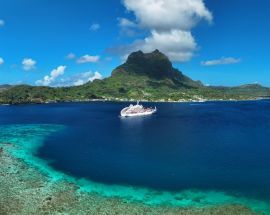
0, 148, 258, 215
0, 125, 267, 215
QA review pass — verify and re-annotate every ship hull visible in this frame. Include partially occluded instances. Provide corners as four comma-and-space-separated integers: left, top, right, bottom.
120, 109, 156, 117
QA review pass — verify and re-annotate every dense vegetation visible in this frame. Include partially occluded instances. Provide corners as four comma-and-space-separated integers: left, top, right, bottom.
1, 50, 270, 104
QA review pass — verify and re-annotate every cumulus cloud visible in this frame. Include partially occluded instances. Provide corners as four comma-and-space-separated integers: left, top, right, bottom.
138, 30, 196, 62
36, 66, 66, 86
72, 71, 102, 86
22, 58, 36, 71
201, 57, 241, 66
66, 53, 76, 60
0, 19, 4, 27
89, 71, 102, 81
90, 23, 100, 31
50, 71, 102, 87
0, 57, 4, 65
123, 0, 212, 31
115, 0, 212, 62
77, 54, 100, 63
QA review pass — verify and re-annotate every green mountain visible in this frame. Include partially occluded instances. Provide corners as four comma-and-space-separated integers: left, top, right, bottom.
112, 50, 202, 88
1, 50, 270, 104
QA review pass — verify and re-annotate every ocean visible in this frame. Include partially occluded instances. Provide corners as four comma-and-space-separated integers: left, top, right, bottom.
1, 100, 270, 213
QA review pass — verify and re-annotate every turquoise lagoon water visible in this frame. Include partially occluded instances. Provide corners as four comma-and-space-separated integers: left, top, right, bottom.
0, 101, 270, 214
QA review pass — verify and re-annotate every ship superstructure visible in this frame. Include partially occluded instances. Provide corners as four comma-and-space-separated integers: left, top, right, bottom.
120, 102, 156, 117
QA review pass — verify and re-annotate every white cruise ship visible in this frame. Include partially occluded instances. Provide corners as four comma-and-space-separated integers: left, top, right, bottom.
120, 101, 157, 117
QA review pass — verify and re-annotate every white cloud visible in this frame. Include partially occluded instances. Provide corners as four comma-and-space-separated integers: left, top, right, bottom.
0, 19, 4, 27
22, 58, 36, 71
77, 54, 100, 63
117, 0, 212, 62
0, 57, 4, 65
201, 57, 241, 66
137, 30, 196, 62
66, 53, 76, 60
72, 71, 102, 86
89, 71, 102, 82
118, 18, 136, 28
124, 0, 212, 31
50, 71, 102, 87
90, 23, 100, 31
36, 65, 66, 86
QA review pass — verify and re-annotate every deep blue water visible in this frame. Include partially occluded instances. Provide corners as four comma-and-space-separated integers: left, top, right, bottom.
1, 101, 270, 200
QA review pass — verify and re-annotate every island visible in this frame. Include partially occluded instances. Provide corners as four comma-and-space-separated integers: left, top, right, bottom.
1, 50, 270, 104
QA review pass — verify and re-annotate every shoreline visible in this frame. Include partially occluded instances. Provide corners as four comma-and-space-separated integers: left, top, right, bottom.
0, 124, 269, 215
0, 97, 268, 106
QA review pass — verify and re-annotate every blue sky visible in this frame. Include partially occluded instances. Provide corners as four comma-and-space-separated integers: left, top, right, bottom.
0, 0, 269, 87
